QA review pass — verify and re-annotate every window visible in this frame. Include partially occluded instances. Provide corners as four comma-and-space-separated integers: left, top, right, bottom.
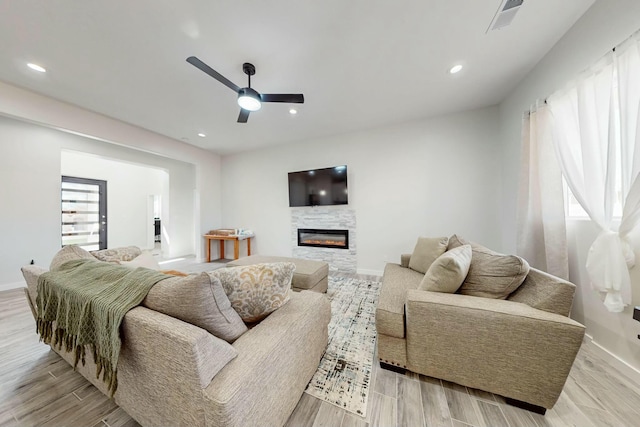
61, 176, 107, 250
564, 71, 624, 220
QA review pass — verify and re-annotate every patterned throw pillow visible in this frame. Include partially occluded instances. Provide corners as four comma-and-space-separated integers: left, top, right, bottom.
210, 262, 295, 323
90, 246, 142, 263
120, 252, 160, 270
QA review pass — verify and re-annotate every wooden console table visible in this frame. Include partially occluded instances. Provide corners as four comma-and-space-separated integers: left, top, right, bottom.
204, 233, 254, 262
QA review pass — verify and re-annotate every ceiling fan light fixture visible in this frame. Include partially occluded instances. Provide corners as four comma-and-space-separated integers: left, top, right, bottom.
237, 87, 261, 111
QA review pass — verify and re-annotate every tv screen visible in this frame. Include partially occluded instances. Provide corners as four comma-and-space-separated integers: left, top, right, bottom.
288, 165, 348, 207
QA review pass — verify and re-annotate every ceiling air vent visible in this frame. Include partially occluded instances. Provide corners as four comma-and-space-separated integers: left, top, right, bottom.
487, 0, 524, 32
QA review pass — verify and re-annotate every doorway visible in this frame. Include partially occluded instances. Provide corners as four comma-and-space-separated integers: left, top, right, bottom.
61, 176, 107, 250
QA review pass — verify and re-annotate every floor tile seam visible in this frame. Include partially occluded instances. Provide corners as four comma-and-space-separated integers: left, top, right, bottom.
578, 363, 640, 417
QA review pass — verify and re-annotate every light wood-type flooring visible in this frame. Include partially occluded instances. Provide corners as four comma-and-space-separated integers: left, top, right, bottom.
3, 263, 640, 426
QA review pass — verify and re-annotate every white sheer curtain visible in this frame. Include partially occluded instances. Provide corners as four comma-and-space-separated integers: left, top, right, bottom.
516, 103, 569, 279
547, 32, 640, 312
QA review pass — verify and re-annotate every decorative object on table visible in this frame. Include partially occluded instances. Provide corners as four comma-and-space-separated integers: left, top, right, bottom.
208, 229, 237, 236
304, 275, 381, 417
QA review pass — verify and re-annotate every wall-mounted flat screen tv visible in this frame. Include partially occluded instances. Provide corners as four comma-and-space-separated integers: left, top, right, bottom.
288, 165, 348, 207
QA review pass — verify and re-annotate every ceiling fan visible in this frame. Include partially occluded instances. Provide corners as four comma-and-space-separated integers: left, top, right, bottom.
186, 56, 304, 123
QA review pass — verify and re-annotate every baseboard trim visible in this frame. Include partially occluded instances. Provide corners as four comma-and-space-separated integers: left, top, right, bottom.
0, 281, 25, 292
584, 333, 640, 385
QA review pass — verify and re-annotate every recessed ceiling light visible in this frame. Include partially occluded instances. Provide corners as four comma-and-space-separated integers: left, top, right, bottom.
289, 108, 298, 115
197, 133, 206, 137
27, 63, 46, 73
449, 64, 463, 74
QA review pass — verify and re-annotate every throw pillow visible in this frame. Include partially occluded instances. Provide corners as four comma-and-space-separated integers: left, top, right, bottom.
419, 245, 472, 293
120, 252, 160, 270
210, 262, 295, 323
50, 245, 95, 271
91, 246, 142, 263
408, 236, 449, 274
143, 272, 248, 343
448, 235, 530, 299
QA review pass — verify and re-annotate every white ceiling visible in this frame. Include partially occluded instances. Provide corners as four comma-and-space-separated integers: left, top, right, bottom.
0, 0, 594, 155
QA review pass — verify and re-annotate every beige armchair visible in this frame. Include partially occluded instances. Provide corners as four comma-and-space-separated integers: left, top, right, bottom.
376, 254, 585, 414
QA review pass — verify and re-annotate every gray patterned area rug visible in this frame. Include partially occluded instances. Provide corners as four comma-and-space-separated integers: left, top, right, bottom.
304, 275, 381, 417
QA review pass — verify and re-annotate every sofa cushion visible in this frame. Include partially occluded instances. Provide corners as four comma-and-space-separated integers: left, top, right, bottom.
448, 235, 529, 299
143, 272, 248, 343
408, 236, 449, 274
419, 245, 472, 293
211, 262, 295, 323
91, 246, 142, 263
50, 245, 95, 271
375, 263, 423, 338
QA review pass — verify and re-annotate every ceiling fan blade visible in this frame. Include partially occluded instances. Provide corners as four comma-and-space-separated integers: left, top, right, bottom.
237, 109, 250, 123
261, 93, 305, 104
186, 56, 240, 93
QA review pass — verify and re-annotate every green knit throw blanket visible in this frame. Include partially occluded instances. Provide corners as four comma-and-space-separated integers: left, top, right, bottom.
36, 258, 168, 396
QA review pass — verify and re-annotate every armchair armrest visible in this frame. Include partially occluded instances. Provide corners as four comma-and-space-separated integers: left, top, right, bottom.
404, 290, 584, 409
116, 307, 237, 427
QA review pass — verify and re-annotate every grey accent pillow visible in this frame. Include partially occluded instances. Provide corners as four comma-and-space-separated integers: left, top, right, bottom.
211, 262, 295, 323
419, 245, 472, 293
143, 272, 248, 343
408, 236, 449, 274
50, 245, 96, 271
448, 235, 530, 299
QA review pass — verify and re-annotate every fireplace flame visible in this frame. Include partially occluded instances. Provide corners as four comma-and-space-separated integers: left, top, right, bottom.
302, 239, 346, 247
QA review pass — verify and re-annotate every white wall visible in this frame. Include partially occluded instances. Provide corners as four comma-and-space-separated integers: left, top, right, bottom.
61, 151, 169, 251
0, 118, 62, 288
498, 0, 640, 371
0, 82, 223, 289
222, 106, 502, 275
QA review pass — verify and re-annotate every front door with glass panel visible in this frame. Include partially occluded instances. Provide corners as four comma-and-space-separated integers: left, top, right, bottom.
61, 176, 107, 250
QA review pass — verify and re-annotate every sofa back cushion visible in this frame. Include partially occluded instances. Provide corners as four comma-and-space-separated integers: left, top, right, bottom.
50, 245, 96, 271
419, 245, 472, 293
448, 235, 529, 299
408, 236, 449, 274
144, 272, 248, 343
507, 267, 576, 316
210, 262, 295, 323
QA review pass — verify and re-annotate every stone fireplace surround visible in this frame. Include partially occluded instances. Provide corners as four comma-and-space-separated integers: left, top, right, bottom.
291, 207, 356, 274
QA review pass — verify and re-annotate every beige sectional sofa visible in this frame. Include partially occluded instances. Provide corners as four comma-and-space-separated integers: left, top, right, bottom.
376, 236, 585, 414
21, 248, 331, 427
